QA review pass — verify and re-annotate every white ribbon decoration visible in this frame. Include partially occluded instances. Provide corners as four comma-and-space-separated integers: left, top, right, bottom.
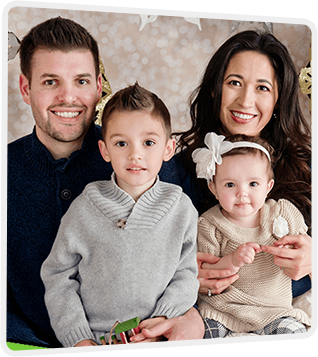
192, 132, 271, 182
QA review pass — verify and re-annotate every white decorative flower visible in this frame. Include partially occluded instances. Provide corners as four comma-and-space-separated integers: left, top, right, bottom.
192, 132, 233, 182
137, 5, 201, 31
273, 215, 289, 238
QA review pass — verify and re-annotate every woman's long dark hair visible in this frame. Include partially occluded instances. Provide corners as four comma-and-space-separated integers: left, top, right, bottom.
175, 30, 311, 231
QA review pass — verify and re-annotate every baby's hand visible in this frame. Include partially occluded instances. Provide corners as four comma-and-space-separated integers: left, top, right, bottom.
232, 242, 261, 268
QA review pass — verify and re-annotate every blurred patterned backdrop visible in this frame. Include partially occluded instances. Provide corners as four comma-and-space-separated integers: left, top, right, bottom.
7, 6, 311, 143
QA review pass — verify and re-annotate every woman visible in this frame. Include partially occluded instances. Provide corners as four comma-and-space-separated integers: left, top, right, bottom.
178, 29, 311, 299
132, 30, 311, 341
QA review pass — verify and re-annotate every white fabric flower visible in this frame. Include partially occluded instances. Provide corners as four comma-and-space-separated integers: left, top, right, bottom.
192, 132, 233, 181
273, 215, 289, 238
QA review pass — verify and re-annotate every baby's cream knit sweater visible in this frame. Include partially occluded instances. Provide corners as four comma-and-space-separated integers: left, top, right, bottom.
197, 199, 311, 332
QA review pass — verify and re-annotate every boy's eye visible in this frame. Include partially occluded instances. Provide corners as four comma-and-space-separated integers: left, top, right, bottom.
225, 182, 234, 188
250, 181, 258, 187
115, 141, 127, 147
144, 140, 155, 147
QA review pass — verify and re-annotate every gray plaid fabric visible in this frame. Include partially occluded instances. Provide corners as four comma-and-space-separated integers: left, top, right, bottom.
203, 316, 307, 339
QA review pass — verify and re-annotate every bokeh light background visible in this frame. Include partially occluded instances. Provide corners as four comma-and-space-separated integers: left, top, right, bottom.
7, 6, 311, 143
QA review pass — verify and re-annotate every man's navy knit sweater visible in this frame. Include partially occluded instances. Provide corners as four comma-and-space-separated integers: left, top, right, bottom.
7, 123, 199, 348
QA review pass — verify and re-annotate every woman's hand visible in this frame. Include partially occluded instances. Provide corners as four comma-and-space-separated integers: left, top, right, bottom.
197, 252, 239, 295
261, 233, 311, 280
130, 307, 204, 342
75, 339, 98, 347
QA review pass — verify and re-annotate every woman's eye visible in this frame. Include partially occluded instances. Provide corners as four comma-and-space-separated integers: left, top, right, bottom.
144, 140, 155, 147
115, 141, 127, 147
229, 80, 241, 87
225, 182, 234, 188
250, 181, 258, 187
258, 85, 270, 92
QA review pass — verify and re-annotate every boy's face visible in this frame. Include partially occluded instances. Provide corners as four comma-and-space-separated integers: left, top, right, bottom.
209, 153, 274, 224
99, 110, 175, 200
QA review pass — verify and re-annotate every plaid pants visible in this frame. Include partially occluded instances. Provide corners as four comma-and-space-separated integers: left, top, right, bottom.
203, 316, 307, 338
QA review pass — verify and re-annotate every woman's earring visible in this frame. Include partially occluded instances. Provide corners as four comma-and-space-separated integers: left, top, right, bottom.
273, 113, 277, 119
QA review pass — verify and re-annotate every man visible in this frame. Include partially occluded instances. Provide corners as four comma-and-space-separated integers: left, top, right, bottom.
7, 17, 113, 347
7, 17, 204, 348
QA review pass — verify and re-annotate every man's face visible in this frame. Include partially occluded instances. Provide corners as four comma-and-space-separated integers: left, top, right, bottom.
20, 49, 102, 148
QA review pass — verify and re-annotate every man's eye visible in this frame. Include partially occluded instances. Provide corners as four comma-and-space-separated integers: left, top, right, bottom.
44, 79, 56, 86
144, 140, 155, 147
225, 182, 234, 188
78, 79, 88, 85
115, 141, 127, 147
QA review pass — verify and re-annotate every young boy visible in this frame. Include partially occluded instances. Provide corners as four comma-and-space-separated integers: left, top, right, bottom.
41, 83, 199, 347
192, 132, 310, 337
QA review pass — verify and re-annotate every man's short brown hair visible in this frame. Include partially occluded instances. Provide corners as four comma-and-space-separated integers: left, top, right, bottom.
19, 17, 100, 84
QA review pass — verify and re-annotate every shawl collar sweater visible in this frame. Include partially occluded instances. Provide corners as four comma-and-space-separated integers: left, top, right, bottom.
197, 199, 311, 332
7, 123, 198, 347
41, 174, 199, 347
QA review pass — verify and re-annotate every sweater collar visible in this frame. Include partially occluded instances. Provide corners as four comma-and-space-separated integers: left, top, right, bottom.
85, 173, 182, 230
207, 201, 278, 244
25, 123, 103, 176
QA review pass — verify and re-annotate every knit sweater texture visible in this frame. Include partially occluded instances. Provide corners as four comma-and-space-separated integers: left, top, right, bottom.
41, 174, 199, 347
7, 123, 198, 347
7, 122, 310, 346
197, 199, 311, 333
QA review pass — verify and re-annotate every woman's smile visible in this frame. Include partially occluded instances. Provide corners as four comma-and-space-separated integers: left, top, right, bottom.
220, 51, 278, 136
230, 110, 256, 123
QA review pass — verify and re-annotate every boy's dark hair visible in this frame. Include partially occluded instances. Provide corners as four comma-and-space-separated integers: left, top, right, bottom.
19, 17, 100, 84
222, 134, 275, 180
101, 82, 171, 139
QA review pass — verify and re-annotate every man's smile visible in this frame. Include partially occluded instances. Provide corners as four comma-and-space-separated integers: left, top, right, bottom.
52, 111, 81, 118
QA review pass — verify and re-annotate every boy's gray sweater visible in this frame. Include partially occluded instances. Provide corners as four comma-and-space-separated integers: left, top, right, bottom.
41, 175, 199, 347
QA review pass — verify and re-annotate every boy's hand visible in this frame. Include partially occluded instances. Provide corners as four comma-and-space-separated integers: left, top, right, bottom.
232, 242, 261, 268
75, 339, 98, 347
130, 317, 167, 343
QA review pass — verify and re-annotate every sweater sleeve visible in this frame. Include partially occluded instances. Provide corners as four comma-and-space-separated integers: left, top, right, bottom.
197, 214, 220, 257
40, 201, 95, 347
150, 196, 199, 319
278, 199, 308, 235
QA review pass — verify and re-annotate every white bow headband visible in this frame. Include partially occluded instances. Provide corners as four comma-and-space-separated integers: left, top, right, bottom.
192, 132, 271, 182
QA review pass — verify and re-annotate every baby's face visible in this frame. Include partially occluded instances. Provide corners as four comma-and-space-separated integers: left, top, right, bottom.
99, 110, 175, 200
209, 153, 274, 223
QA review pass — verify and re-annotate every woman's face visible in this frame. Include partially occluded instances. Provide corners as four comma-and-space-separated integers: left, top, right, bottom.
219, 51, 278, 136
